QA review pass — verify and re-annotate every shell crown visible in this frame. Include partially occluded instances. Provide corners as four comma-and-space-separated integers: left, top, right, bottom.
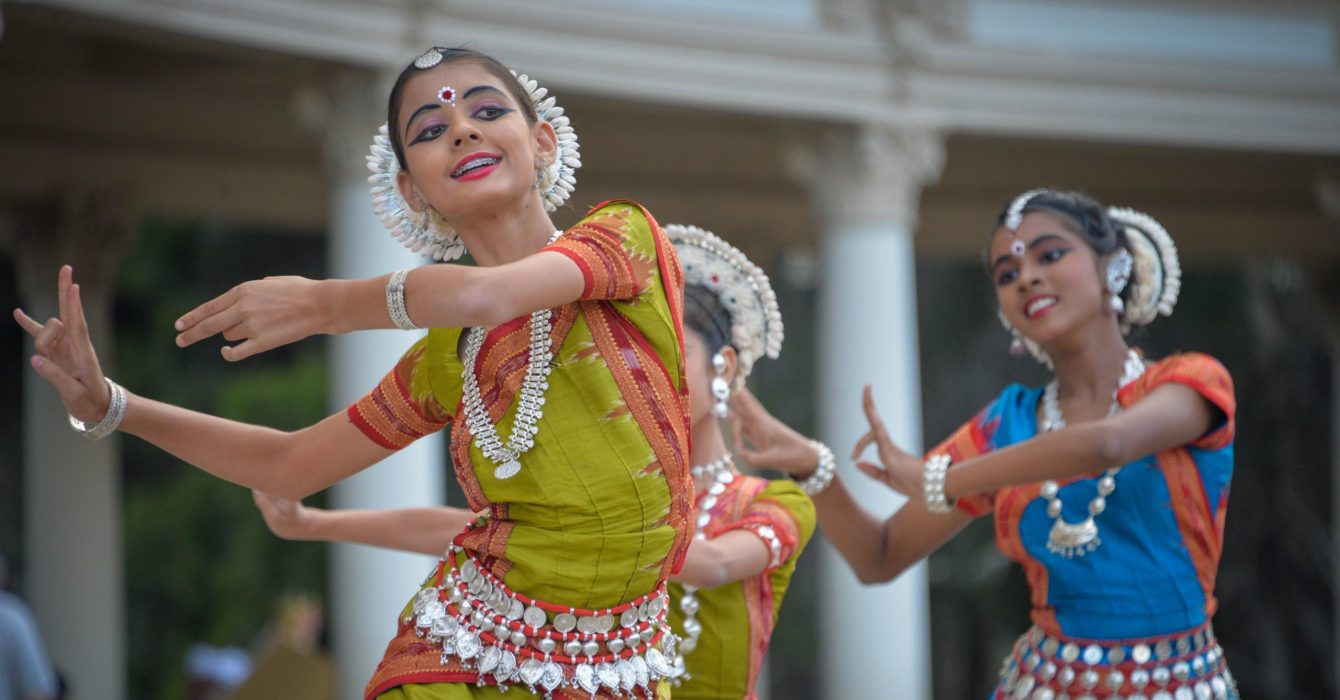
665, 223, 783, 386
365, 61, 582, 261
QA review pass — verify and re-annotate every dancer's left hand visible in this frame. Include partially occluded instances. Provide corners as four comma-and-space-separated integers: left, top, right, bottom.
252, 490, 315, 540
851, 385, 922, 498
174, 276, 328, 361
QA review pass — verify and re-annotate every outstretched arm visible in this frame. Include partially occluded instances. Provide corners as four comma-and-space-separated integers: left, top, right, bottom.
850, 383, 1217, 504
254, 492, 783, 589
16, 266, 401, 500
253, 492, 474, 556
729, 388, 971, 584
173, 250, 585, 361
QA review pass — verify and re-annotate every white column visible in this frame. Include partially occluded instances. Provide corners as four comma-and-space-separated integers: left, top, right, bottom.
804, 126, 944, 699
313, 73, 446, 700
14, 196, 130, 700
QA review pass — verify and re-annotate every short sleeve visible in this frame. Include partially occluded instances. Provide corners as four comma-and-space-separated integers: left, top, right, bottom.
545, 200, 668, 302
1125, 352, 1236, 450
929, 404, 1003, 518
716, 480, 815, 575
346, 336, 452, 450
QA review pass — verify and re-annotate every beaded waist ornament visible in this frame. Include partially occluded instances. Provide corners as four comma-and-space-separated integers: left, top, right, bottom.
995, 623, 1238, 700
408, 543, 677, 698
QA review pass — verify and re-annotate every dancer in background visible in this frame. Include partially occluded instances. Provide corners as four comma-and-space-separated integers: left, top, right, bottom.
254, 223, 818, 700
16, 46, 692, 699
732, 189, 1239, 699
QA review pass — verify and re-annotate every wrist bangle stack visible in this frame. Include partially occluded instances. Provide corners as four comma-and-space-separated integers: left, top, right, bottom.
68, 377, 127, 441
386, 268, 420, 331
923, 453, 954, 513
796, 440, 836, 496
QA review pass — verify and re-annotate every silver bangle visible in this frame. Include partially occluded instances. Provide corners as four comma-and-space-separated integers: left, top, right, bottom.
68, 377, 127, 441
797, 440, 836, 496
923, 453, 954, 513
386, 268, 419, 331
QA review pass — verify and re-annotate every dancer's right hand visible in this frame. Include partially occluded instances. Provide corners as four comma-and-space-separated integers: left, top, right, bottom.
252, 490, 315, 540
13, 265, 112, 426
730, 388, 825, 477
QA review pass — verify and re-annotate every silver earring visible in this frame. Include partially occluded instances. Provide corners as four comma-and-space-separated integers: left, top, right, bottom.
711, 352, 730, 418
532, 158, 548, 191
1106, 248, 1133, 295
1108, 294, 1125, 314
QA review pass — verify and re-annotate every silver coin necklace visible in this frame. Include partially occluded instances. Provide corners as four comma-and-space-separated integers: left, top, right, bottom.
1038, 349, 1145, 558
460, 230, 562, 480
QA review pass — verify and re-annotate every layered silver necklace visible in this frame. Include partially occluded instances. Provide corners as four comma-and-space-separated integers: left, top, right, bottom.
671, 455, 736, 682
460, 230, 562, 481
1038, 349, 1145, 558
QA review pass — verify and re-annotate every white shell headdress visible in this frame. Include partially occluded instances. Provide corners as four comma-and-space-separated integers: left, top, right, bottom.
1107, 206, 1181, 330
366, 54, 581, 261
666, 224, 784, 387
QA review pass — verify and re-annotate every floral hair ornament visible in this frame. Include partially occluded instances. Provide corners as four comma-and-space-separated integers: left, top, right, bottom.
1004, 188, 1048, 257
1106, 206, 1181, 331
665, 224, 783, 388
366, 57, 582, 261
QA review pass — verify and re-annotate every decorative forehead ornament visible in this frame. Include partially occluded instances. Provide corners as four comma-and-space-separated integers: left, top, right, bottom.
436, 86, 456, 106
1004, 188, 1048, 257
665, 224, 783, 387
413, 48, 443, 69
366, 55, 582, 261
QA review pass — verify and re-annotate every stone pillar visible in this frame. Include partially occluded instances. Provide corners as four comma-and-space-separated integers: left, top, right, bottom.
12, 193, 131, 700
801, 126, 944, 699
307, 71, 447, 700
1316, 172, 1340, 696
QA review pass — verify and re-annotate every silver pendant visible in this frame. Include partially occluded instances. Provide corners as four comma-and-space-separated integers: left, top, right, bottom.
1047, 516, 1102, 558
494, 459, 522, 480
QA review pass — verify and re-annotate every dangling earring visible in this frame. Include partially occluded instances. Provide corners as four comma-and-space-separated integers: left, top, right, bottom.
711, 352, 730, 418
532, 160, 546, 191
996, 308, 1053, 368
1105, 248, 1133, 316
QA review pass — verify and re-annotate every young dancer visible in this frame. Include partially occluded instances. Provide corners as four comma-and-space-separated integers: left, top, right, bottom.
254, 223, 819, 699
17, 47, 692, 699
732, 189, 1238, 700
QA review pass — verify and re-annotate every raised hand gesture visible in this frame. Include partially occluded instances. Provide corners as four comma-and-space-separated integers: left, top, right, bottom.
173, 275, 329, 362
13, 265, 112, 426
851, 385, 922, 498
729, 387, 824, 477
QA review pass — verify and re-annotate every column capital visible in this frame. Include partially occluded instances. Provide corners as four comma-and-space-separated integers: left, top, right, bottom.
293, 68, 399, 185
792, 125, 944, 232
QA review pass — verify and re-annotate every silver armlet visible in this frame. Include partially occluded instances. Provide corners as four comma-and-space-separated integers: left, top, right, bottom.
797, 440, 836, 496
386, 268, 420, 331
68, 377, 127, 441
923, 453, 955, 514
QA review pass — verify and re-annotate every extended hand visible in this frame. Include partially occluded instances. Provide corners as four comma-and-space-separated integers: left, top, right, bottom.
252, 490, 315, 540
13, 265, 112, 425
174, 276, 329, 361
729, 388, 823, 476
851, 385, 922, 498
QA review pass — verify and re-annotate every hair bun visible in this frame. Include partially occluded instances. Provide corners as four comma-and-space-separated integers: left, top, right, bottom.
1107, 206, 1181, 330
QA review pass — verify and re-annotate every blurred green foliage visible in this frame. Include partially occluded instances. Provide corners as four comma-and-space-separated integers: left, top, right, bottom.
115, 220, 329, 700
